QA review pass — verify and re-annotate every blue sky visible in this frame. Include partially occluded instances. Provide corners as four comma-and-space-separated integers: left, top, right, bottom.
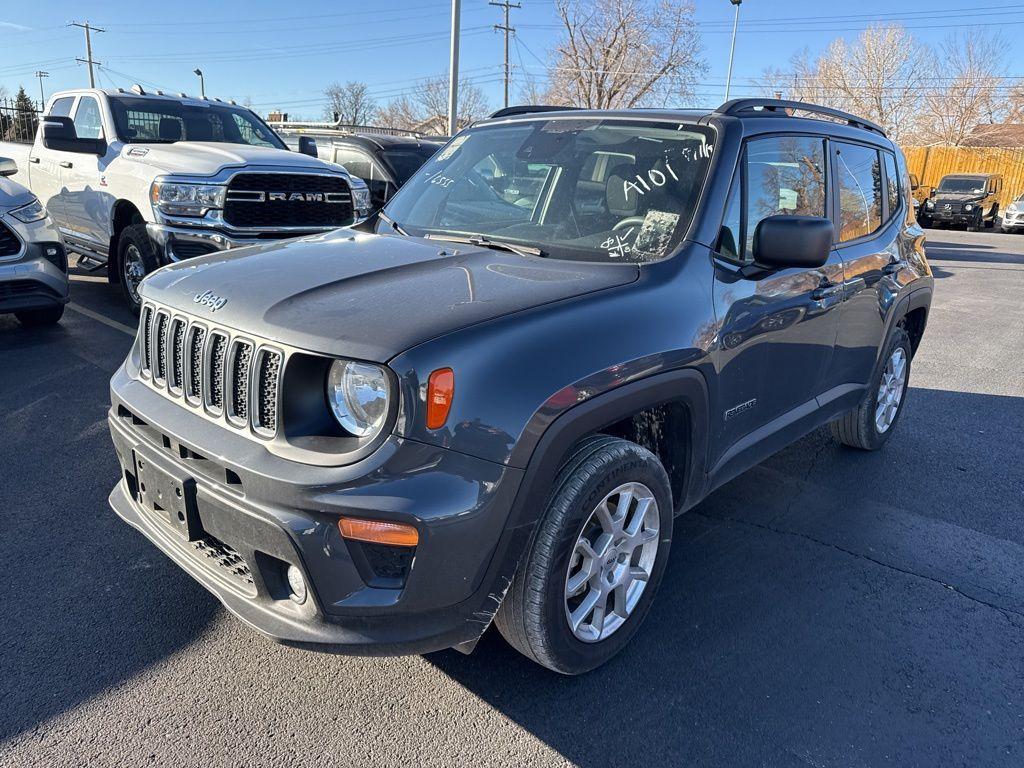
1, 1, 1021, 117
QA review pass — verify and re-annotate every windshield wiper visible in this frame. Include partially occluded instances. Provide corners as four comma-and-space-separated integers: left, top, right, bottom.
424, 233, 545, 258
377, 210, 408, 236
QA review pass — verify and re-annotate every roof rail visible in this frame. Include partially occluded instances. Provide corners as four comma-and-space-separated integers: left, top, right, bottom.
488, 104, 581, 119
715, 98, 887, 138
130, 84, 146, 96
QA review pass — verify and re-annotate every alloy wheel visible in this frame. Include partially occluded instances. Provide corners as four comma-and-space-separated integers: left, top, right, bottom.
122, 244, 146, 305
875, 347, 907, 433
564, 482, 660, 643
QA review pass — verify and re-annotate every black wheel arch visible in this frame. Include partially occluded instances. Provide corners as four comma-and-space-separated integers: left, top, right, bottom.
107, 200, 145, 283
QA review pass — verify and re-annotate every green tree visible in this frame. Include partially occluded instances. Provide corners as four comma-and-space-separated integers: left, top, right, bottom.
9, 85, 38, 143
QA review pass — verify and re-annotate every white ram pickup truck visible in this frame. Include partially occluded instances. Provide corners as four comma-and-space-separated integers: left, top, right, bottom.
0, 86, 371, 312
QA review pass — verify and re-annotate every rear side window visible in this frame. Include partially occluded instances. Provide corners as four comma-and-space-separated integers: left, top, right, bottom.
835, 142, 882, 242
745, 135, 827, 255
883, 151, 900, 217
73, 96, 103, 139
47, 97, 74, 118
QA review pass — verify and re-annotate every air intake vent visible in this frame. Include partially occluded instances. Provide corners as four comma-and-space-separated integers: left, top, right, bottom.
186, 325, 206, 402
255, 350, 282, 433
208, 333, 228, 411
154, 312, 169, 382
228, 341, 253, 424
170, 319, 186, 391
140, 307, 153, 373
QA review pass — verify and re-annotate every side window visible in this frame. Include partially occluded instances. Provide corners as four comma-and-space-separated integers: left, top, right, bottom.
332, 148, 374, 181
745, 135, 827, 254
883, 152, 900, 219
835, 142, 883, 242
72, 96, 103, 139
47, 97, 74, 118
231, 114, 274, 147
718, 173, 742, 262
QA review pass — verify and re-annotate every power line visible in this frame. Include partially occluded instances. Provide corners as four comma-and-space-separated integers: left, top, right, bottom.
69, 20, 104, 88
490, 0, 521, 109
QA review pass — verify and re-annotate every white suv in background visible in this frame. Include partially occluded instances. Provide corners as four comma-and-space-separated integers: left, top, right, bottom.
1000, 193, 1024, 233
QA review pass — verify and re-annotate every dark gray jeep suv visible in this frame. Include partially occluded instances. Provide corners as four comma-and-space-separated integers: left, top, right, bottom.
107, 99, 932, 674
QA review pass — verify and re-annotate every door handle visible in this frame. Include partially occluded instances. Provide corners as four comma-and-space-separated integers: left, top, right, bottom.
59, 160, 73, 168
29, 157, 40, 164
810, 283, 843, 301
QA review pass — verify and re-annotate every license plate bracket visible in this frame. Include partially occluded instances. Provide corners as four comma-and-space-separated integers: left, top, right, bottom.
133, 449, 200, 541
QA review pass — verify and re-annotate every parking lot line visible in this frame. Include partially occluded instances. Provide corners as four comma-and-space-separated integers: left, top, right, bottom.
66, 302, 136, 337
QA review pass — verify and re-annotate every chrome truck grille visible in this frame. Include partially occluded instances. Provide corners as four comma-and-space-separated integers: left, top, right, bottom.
223, 173, 354, 229
137, 304, 284, 438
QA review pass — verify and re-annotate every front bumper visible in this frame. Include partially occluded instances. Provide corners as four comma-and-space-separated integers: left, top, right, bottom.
108, 366, 525, 654
0, 212, 69, 313
1001, 212, 1024, 229
147, 221, 340, 262
923, 206, 979, 225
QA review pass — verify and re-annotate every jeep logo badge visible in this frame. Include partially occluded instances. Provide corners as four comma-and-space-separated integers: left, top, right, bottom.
194, 290, 227, 312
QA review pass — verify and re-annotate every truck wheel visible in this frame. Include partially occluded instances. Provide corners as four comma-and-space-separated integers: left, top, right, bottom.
117, 223, 159, 315
15, 305, 65, 326
495, 435, 673, 675
967, 211, 982, 232
830, 326, 912, 451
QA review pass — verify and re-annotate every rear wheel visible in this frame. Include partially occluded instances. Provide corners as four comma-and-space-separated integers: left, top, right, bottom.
117, 223, 159, 315
15, 304, 64, 326
495, 435, 673, 674
831, 326, 912, 451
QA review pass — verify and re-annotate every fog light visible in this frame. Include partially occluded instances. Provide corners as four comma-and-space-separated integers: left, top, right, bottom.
285, 564, 307, 604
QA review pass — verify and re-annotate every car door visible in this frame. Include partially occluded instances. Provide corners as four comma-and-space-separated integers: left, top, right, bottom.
827, 141, 903, 392
711, 134, 845, 468
60, 94, 114, 250
29, 95, 76, 232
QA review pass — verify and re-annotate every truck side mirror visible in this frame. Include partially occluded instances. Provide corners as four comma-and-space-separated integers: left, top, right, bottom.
752, 215, 833, 270
298, 136, 318, 158
0, 157, 17, 177
42, 116, 107, 155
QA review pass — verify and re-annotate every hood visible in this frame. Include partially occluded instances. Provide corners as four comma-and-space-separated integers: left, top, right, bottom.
120, 142, 343, 178
140, 231, 638, 361
0, 176, 35, 210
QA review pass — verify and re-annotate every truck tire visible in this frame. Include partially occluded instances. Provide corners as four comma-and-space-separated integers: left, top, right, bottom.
15, 305, 64, 326
830, 326, 912, 451
495, 435, 673, 674
117, 223, 159, 315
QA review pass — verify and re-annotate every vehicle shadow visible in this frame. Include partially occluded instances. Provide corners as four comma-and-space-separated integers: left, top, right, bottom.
924, 238, 1024, 265
425, 386, 1024, 767
0, 314, 217, 744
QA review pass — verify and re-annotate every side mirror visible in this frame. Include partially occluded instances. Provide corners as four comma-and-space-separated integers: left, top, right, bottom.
42, 116, 107, 155
753, 215, 833, 270
298, 136, 318, 158
909, 173, 920, 191
0, 157, 17, 177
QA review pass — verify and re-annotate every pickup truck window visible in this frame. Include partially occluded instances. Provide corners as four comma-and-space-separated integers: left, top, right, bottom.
107, 96, 286, 149
381, 118, 715, 263
73, 97, 104, 140
381, 147, 440, 185
47, 97, 74, 118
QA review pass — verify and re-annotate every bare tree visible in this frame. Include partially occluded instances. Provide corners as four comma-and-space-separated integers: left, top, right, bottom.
762, 25, 930, 143
377, 76, 489, 134
544, 0, 704, 109
323, 81, 377, 125
917, 32, 1006, 146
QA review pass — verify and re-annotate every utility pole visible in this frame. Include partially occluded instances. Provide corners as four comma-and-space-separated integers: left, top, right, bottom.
34, 71, 49, 110
490, 0, 520, 109
69, 20, 104, 88
724, 0, 742, 102
448, 0, 461, 135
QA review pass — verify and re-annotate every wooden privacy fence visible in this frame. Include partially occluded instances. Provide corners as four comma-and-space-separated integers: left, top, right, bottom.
902, 145, 1024, 208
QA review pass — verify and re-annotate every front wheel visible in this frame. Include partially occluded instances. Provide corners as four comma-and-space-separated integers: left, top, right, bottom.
831, 326, 912, 450
495, 435, 673, 674
117, 223, 160, 315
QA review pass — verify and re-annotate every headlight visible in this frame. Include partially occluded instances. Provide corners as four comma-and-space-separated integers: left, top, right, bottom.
9, 197, 47, 223
326, 360, 390, 438
350, 181, 371, 213
150, 180, 226, 217
925, 200, 934, 210
964, 204, 973, 212
1007, 204, 1018, 214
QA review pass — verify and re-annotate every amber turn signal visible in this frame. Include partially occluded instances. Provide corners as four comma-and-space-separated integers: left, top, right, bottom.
426, 368, 455, 430
338, 517, 419, 547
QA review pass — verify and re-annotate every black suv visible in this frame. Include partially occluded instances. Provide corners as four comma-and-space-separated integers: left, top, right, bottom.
323, 134, 443, 209
920, 172, 1003, 230
107, 99, 932, 674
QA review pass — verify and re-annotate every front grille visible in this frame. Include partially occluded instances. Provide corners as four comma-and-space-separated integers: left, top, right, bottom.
228, 341, 253, 423
223, 173, 354, 229
169, 241, 220, 260
136, 303, 285, 439
0, 221, 20, 257
192, 533, 255, 592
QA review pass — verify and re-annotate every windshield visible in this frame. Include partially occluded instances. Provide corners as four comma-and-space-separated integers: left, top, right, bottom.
108, 96, 286, 149
382, 146, 442, 185
379, 118, 715, 263
938, 177, 986, 193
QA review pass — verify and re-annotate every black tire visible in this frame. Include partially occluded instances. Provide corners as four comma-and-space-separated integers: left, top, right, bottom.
117, 223, 159, 315
918, 215, 931, 229
830, 326, 912, 451
987, 206, 998, 229
15, 304, 64, 326
495, 434, 673, 675
967, 211, 982, 232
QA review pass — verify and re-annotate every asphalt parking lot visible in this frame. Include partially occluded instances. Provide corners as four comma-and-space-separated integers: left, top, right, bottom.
1, 229, 1022, 767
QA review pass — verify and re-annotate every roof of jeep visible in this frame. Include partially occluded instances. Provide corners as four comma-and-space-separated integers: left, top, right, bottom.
940, 172, 1001, 179
330, 134, 444, 152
